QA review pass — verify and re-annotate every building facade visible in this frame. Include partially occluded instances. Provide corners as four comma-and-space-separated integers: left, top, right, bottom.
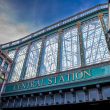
0, 3, 110, 110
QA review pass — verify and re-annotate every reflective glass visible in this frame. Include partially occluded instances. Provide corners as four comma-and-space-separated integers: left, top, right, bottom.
8, 50, 16, 60
25, 41, 42, 79
40, 34, 58, 75
10, 46, 28, 82
82, 17, 110, 65
61, 27, 81, 71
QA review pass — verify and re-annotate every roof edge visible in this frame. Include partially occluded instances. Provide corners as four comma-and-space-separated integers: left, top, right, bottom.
0, 3, 108, 49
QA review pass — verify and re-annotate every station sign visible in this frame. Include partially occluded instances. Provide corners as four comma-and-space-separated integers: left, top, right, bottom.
4, 64, 110, 93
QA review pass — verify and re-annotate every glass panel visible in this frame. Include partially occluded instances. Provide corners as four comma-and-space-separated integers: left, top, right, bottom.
0, 57, 3, 65
0, 72, 4, 84
82, 17, 110, 65
8, 50, 16, 60
10, 46, 28, 82
3, 62, 8, 70
40, 34, 58, 75
103, 15, 108, 28
24, 41, 42, 79
61, 27, 81, 71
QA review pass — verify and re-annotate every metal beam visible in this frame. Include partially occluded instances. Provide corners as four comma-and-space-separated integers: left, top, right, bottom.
7, 48, 19, 82
98, 14, 107, 36
98, 13, 110, 52
77, 22, 86, 67
108, 0, 110, 30
107, 0, 110, 52
19, 43, 32, 80
57, 29, 63, 72
37, 37, 46, 76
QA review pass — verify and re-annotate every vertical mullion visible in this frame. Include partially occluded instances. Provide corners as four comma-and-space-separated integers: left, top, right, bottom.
37, 36, 46, 76
8, 48, 19, 82
57, 29, 63, 72
88, 25, 97, 64
63, 35, 68, 69
77, 22, 86, 67
19, 43, 32, 80
98, 13, 110, 52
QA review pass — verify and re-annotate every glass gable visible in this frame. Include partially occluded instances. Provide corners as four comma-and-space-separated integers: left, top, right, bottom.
8, 50, 16, 60
6, 13, 110, 82
61, 27, 81, 71
0, 57, 3, 65
40, 34, 58, 75
82, 17, 110, 65
10, 46, 28, 82
24, 41, 42, 79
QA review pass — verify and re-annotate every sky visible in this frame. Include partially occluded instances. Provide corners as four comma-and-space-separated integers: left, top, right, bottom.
0, 0, 108, 44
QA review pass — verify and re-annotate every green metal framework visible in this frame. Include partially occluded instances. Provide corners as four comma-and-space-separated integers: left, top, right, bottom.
0, 3, 110, 96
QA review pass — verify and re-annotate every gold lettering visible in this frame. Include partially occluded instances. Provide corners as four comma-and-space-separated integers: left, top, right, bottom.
37, 80, 40, 87
27, 81, 30, 89
59, 75, 64, 83
19, 84, 22, 90
75, 72, 83, 80
13, 84, 18, 91
48, 77, 52, 85
41, 79, 46, 86
22, 83, 26, 89
83, 70, 92, 78
54, 76, 57, 84
72, 73, 75, 81
17, 84, 20, 90
30, 81, 35, 88
67, 73, 70, 82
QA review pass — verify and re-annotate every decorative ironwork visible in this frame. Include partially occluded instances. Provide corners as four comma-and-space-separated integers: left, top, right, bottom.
24, 41, 42, 79
10, 46, 28, 82
82, 17, 110, 65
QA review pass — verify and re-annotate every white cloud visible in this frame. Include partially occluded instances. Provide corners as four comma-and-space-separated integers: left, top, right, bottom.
0, 14, 32, 44
0, 0, 34, 44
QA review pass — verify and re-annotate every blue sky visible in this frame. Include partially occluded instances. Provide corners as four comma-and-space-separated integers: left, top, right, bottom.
0, 0, 107, 43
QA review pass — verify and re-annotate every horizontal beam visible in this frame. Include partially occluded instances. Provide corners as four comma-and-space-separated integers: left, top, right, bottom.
1, 84, 110, 108
2, 61, 110, 96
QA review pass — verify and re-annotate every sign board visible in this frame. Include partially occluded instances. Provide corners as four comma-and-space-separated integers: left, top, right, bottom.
4, 64, 110, 93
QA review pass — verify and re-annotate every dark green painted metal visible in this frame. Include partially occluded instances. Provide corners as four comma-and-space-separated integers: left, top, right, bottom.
98, 13, 110, 53
19, 43, 32, 80
37, 37, 46, 76
77, 22, 86, 67
99, 14, 107, 33
3, 63, 110, 94
0, 57, 3, 65
57, 30, 63, 72
1, 6, 110, 98
7, 48, 18, 82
